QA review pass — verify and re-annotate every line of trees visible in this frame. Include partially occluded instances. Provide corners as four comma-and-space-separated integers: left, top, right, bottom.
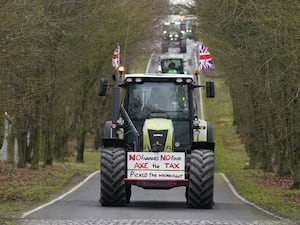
190, 1, 300, 188
0, 0, 169, 168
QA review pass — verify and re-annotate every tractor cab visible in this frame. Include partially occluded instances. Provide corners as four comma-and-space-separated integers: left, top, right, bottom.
123, 74, 193, 152
159, 54, 186, 74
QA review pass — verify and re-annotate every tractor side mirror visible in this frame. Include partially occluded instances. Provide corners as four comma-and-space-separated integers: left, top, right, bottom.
98, 78, 108, 96
206, 80, 215, 98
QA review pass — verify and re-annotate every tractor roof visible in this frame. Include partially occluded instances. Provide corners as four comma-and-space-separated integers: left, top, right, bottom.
159, 54, 184, 60
122, 73, 195, 84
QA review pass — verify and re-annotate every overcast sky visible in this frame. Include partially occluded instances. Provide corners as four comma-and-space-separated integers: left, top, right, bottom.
169, 0, 194, 5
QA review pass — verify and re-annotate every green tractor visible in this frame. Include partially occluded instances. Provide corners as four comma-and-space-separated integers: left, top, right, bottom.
98, 73, 215, 208
159, 54, 187, 74
162, 22, 187, 53
180, 16, 197, 39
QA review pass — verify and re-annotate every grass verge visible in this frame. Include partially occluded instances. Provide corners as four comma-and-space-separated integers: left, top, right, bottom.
1, 73, 299, 224
0, 149, 99, 223
202, 74, 300, 221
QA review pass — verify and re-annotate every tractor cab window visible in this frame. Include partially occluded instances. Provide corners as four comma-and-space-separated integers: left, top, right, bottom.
161, 59, 184, 74
127, 82, 189, 120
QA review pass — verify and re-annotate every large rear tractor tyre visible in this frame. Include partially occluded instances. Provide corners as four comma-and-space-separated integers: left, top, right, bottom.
187, 149, 214, 209
100, 147, 127, 206
180, 39, 187, 53
162, 40, 168, 53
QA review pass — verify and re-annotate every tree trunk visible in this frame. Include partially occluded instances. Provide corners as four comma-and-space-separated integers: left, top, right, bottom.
43, 128, 53, 166
76, 129, 86, 163
7, 123, 15, 163
30, 127, 39, 170
292, 165, 300, 189
17, 129, 26, 168
260, 149, 273, 172
94, 128, 101, 150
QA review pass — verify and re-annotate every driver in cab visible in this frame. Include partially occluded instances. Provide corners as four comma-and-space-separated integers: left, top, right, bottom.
148, 87, 167, 109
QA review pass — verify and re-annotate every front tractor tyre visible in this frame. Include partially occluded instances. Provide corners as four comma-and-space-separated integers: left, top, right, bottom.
187, 149, 214, 209
100, 147, 127, 206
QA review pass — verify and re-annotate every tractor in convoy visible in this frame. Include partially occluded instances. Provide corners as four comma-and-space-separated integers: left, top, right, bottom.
98, 71, 215, 208
158, 54, 188, 74
180, 16, 197, 39
162, 21, 187, 53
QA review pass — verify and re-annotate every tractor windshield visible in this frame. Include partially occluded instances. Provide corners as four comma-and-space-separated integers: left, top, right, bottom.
127, 82, 189, 120
161, 59, 184, 74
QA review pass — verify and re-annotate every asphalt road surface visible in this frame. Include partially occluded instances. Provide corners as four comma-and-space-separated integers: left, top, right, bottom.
20, 171, 293, 225
19, 40, 296, 225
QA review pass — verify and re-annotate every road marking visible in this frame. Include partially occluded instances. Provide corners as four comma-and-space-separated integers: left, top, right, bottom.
21, 45, 292, 222
21, 170, 100, 218
19, 219, 292, 225
22, 170, 288, 222
220, 173, 289, 221
193, 38, 289, 222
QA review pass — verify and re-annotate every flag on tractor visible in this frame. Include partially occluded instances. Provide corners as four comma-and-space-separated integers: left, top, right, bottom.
112, 44, 120, 69
198, 44, 213, 70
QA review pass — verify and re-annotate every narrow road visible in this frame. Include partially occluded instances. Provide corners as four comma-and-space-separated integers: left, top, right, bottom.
20, 40, 294, 225
21, 172, 289, 225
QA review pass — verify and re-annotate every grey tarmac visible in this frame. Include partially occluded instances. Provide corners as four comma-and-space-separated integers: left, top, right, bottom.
19, 172, 298, 225
18, 39, 299, 225
19, 219, 296, 225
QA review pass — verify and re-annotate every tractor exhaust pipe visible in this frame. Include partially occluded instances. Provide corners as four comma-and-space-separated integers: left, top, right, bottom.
111, 74, 120, 138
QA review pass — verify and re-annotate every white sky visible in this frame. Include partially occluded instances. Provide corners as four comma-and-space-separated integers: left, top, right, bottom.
169, 0, 194, 5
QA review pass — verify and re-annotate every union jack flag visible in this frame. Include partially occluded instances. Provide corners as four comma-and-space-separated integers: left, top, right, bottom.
198, 44, 213, 70
112, 44, 120, 69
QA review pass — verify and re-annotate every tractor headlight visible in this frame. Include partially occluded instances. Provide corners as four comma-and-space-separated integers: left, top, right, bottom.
144, 146, 150, 152
194, 129, 201, 135
175, 142, 180, 147
135, 78, 142, 83
185, 78, 193, 83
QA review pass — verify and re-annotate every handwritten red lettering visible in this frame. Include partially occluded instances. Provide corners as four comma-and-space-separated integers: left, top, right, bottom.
134, 162, 148, 169
164, 163, 180, 169
160, 155, 170, 160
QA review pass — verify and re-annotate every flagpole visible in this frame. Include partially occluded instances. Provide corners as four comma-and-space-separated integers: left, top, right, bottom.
112, 43, 121, 74
111, 43, 121, 138
123, 24, 129, 70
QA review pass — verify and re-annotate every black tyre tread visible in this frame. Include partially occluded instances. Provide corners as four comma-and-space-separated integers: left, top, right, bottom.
100, 147, 126, 206
125, 184, 131, 203
187, 149, 214, 209
180, 39, 187, 53
162, 43, 168, 53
